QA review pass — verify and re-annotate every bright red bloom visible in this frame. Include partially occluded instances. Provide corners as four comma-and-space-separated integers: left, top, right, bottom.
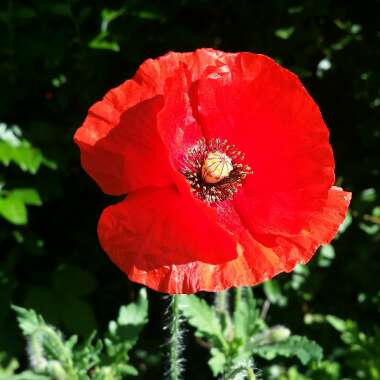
74, 49, 351, 294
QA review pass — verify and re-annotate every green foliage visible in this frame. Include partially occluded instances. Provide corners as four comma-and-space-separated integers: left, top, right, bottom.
252, 336, 323, 365
305, 313, 380, 379
0, 123, 55, 225
2, 289, 148, 380
233, 288, 259, 343
0, 124, 55, 174
105, 287, 148, 372
179, 289, 322, 378
24, 265, 98, 336
178, 294, 227, 349
0, 188, 42, 225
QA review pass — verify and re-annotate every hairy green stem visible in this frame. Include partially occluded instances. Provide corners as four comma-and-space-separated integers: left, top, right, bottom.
234, 287, 242, 312
29, 326, 76, 379
215, 289, 228, 314
168, 295, 183, 380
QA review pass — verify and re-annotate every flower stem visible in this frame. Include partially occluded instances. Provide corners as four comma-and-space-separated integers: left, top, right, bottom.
168, 295, 183, 380
247, 367, 256, 380
234, 287, 242, 311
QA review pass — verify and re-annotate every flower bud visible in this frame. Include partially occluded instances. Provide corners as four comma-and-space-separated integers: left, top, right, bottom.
47, 360, 67, 380
269, 325, 291, 343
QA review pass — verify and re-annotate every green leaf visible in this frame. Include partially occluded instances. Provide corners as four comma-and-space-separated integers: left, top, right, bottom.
252, 335, 323, 365
263, 280, 288, 306
0, 355, 18, 376
0, 188, 42, 225
0, 141, 43, 174
360, 188, 376, 203
0, 372, 50, 380
275, 26, 295, 39
11, 305, 44, 336
233, 287, 259, 343
208, 348, 226, 376
0, 124, 55, 173
89, 31, 120, 52
178, 295, 226, 348
131, 10, 162, 20
325, 315, 347, 332
121, 364, 138, 376
318, 244, 336, 267
117, 288, 148, 327
0, 195, 27, 225
373, 206, 380, 217
11, 189, 42, 206
359, 222, 380, 235
105, 288, 148, 358
101, 8, 125, 23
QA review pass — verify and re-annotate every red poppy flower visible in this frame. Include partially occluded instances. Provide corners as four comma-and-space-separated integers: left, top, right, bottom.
74, 48, 351, 294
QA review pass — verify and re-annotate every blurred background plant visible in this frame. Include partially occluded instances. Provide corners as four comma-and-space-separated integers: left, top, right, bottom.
0, 0, 379, 378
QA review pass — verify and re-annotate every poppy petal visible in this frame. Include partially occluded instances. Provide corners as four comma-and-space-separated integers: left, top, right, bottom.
74, 49, 228, 194
117, 186, 350, 293
98, 186, 238, 276
74, 49, 352, 294
195, 52, 336, 234
76, 96, 176, 194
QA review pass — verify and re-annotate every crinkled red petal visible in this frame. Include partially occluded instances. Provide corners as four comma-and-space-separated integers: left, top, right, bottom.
74, 49, 230, 195
107, 187, 350, 294
195, 52, 335, 235
75, 49, 352, 294
97, 186, 238, 273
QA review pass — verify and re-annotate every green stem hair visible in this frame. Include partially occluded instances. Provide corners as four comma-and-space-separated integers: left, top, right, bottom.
167, 295, 184, 380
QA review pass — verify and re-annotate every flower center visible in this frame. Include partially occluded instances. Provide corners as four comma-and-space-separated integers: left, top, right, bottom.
202, 151, 233, 184
181, 138, 253, 204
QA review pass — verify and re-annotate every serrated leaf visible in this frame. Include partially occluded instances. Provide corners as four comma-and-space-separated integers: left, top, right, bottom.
117, 288, 148, 327
74, 332, 102, 374
178, 295, 226, 347
106, 288, 148, 357
12, 306, 76, 375
0, 141, 43, 174
11, 305, 44, 336
252, 335, 323, 365
208, 348, 226, 376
